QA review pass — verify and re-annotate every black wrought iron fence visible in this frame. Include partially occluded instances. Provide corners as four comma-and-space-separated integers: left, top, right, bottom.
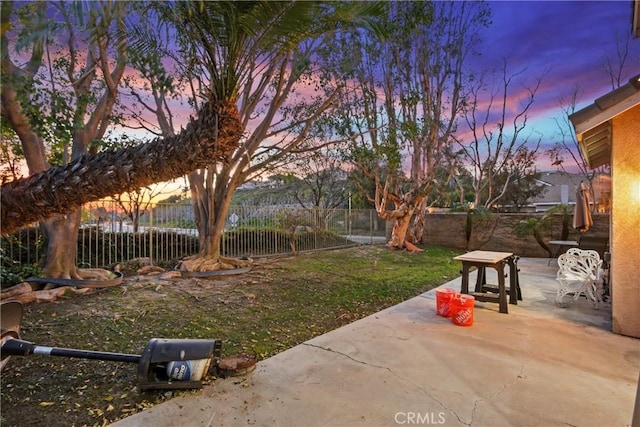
1, 202, 387, 270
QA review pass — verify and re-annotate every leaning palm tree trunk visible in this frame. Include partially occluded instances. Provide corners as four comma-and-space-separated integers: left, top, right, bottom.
1, 101, 242, 235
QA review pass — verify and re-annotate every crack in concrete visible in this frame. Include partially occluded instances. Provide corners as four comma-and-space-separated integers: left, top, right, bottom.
302, 342, 391, 370
302, 342, 469, 425
467, 361, 529, 427
468, 331, 533, 426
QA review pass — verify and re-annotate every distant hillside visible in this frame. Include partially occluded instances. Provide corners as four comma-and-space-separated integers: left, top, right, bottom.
166, 177, 353, 208
231, 182, 300, 206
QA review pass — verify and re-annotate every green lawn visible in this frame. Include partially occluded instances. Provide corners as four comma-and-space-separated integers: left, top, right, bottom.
0, 244, 463, 426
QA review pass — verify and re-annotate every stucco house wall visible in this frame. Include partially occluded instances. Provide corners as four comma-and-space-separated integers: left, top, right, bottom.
610, 106, 640, 337
569, 72, 640, 339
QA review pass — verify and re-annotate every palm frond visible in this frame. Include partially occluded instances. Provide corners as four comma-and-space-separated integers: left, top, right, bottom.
151, 0, 387, 103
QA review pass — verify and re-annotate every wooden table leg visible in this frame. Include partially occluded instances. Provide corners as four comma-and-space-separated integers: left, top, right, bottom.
497, 263, 508, 314
474, 266, 486, 293
508, 256, 521, 304
461, 263, 470, 294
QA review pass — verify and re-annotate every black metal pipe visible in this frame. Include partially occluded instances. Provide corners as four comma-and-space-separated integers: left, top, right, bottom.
1, 338, 140, 364
39, 346, 141, 364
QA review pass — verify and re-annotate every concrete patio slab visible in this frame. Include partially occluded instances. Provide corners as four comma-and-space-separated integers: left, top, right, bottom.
111, 258, 639, 427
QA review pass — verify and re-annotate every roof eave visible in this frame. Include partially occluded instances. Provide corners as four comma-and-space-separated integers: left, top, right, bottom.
571, 87, 640, 135
569, 74, 640, 169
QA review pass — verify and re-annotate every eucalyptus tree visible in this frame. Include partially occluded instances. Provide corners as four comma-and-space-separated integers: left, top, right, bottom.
1, 1, 131, 279
455, 60, 544, 209
320, 1, 490, 250
545, 88, 603, 212
546, 32, 636, 201
546, 85, 596, 180
0, 119, 24, 184
288, 148, 351, 211
491, 146, 544, 212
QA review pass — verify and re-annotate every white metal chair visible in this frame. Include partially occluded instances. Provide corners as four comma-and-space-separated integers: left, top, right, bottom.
555, 248, 604, 308
569, 248, 607, 301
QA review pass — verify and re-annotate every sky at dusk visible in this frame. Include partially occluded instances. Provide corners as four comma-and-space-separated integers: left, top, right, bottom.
62, 0, 639, 180
475, 0, 639, 170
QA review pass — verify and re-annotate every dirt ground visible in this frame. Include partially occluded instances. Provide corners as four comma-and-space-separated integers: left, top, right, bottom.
1, 257, 286, 426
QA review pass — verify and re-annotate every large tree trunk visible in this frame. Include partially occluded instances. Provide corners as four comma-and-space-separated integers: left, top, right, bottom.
379, 198, 425, 250
386, 210, 415, 249
376, 186, 426, 251
189, 169, 209, 250
1, 101, 242, 234
407, 215, 424, 245
185, 163, 245, 272
177, 101, 252, 273
40, 212, 82, 278
189, 168, 227, 261
406, 199, 428, 244
199, 201, 230, 260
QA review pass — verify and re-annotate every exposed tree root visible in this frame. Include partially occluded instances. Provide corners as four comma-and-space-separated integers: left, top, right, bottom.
0, 256, 254, 304
178, 256, 253, 273
1, 268, 119, 304
1, 283, 92, 304
77, 268, 114, 281
404, 241, 424, 253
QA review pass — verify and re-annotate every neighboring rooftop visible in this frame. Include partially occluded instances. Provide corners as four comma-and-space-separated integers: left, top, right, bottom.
525, 171, 611, 213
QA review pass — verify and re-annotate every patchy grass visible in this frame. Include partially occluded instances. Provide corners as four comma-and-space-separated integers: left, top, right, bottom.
0, 245, 462, 426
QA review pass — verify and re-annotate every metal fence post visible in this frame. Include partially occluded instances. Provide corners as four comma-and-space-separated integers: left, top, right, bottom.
149, 205, 153, 266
